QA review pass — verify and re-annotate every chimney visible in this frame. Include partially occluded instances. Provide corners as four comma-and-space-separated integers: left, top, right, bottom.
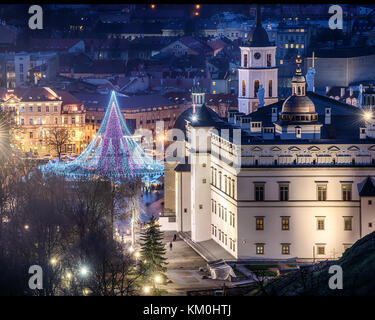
326, 86, 330, 94
272, 107, 278, 122
349, 87, 353, 97
360, 127, 366, 139
340, 87, 345, 98
325, 107, 331, 125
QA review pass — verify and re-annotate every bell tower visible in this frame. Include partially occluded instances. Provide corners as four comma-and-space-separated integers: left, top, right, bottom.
238, 5, 278, 114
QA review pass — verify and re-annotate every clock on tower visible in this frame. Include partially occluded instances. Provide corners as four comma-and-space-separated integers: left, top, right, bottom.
238, 5, 279, 114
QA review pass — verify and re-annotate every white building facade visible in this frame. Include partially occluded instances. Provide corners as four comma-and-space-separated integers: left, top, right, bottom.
173, 62, 375, 261
238, 6, 278, 115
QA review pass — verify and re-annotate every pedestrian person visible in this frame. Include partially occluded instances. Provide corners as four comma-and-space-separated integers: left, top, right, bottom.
169, 242, 173, 251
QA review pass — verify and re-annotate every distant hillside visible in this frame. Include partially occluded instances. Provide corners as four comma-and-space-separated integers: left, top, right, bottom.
251, 231, 375, 296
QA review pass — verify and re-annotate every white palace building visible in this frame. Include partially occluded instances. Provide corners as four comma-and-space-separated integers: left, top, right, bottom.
166, 9, 375, 261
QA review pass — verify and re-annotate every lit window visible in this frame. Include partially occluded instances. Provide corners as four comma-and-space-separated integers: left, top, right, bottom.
256, 244, 264, 255
317, 218, 325, 230
282, 244, 290, 255
212, 81, 216, 86
280, 59, 283, 65
285, 44, 289, 49
317, 245, 325, 255
281, 217, 290, 230
256, 217, 264, 230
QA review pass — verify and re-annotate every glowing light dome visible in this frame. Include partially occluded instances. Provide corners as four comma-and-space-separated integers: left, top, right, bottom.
40, 91, 164, 182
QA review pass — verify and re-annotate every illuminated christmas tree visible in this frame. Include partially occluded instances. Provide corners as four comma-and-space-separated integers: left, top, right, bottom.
41, 91, 163, 182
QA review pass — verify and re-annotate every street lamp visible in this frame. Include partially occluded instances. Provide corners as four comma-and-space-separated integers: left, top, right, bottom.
50, 257, 58, 266
154, 275, 162, 284
24, 224, 30, 230
143, 286, 151, 294
364, 111, 373, 121
79, 265, 89, 277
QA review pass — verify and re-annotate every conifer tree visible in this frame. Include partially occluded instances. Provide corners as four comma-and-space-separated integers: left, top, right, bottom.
140, 216, 168, 277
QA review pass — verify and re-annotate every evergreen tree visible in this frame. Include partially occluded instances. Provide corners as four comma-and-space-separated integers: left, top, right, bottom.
140, 216, 168, 277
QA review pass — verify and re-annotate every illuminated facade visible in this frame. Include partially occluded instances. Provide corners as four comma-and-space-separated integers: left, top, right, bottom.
172, 62, 375, 261
0, 87, 86, 156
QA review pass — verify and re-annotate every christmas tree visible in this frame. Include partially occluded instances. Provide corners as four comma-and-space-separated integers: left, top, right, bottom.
40, 91, 163, 183
140, 216, 168, 277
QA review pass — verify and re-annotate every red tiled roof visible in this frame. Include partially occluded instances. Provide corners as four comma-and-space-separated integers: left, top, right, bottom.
207, 38, 228, 52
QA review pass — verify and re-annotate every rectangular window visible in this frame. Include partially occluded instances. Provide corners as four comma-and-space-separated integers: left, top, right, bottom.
256, 217, 264, 230
281, 217, 290, 230
255, 183, 265, 201
46, 106, 49, 112
37, 106, 41, 112
29, 106, 33, 112
344, 217, 352, 231
282, 244, 290, 255
317, 185, 327, 201
29, 118, 33, 125
267, 53, 272, 67
317, 245, 325, 255
256, 244, 264, 255
342, 184, 352, 201
317, 218, 325, 230
243, 54, 248, 67
29, 131, 33, 139
279, 184, 289, 201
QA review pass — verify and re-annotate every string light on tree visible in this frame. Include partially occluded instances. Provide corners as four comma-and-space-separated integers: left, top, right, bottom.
40, 91, 163, 184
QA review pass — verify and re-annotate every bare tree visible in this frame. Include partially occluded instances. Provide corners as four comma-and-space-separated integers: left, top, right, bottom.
47, 127, 71, 160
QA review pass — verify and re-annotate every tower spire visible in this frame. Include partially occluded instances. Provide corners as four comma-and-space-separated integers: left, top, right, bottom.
256, 4, 262, 27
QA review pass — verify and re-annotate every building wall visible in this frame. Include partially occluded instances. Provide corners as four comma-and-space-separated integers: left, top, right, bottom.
176, 123, 375, 260
305, 54, 375, 89
176, 171, 191, 232
361, 196, 375, 237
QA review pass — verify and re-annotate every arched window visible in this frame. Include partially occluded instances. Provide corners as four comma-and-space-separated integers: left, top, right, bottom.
243, 54, 248, 68
269, 80, 272, 97
298, 86, 301, 95
242, 80, 246, 96
267, 54, 272, 67
254, 80, 259, 98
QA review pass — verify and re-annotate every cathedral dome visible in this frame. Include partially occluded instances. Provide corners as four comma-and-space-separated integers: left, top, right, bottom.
282, 95, 316, 114
279, 55, 318, 123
